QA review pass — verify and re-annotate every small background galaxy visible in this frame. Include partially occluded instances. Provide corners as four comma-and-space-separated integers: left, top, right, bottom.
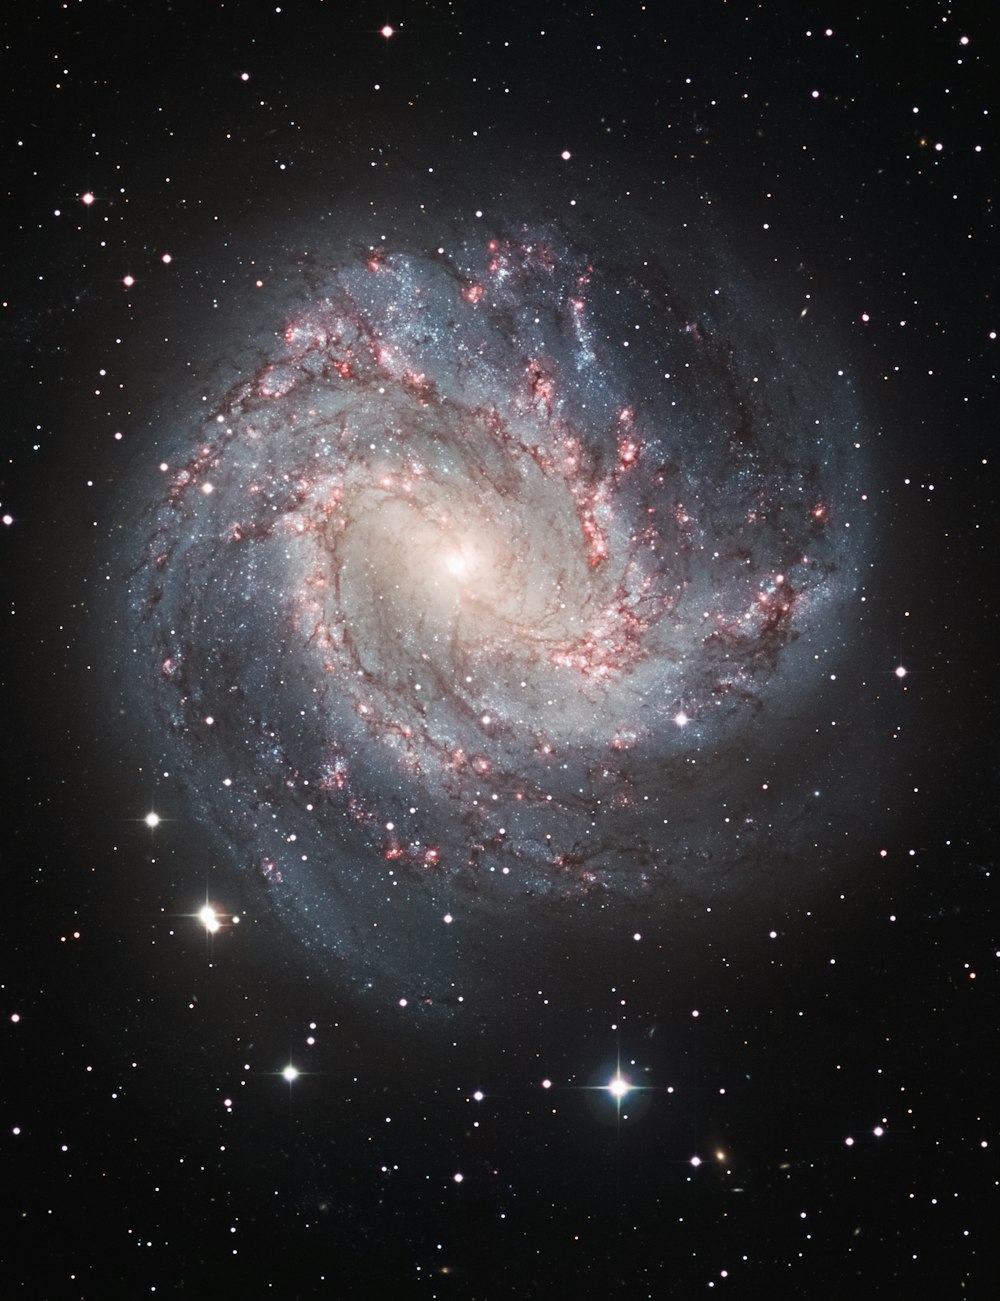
3, 2, 997, 1297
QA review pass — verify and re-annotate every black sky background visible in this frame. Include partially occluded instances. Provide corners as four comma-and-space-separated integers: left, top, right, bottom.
3, 2, 997, 1297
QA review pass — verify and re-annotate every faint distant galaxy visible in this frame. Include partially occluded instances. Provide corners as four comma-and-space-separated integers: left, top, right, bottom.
123, 186, 871, 1007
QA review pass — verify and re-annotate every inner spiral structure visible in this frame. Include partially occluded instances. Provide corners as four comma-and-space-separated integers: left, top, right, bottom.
131, 217, 865, 978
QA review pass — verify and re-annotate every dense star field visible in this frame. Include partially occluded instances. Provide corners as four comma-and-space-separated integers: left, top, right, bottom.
126, 192, 871, 1003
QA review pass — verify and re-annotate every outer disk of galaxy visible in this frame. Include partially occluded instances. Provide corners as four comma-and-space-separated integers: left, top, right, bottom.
121, 184, 870, 1010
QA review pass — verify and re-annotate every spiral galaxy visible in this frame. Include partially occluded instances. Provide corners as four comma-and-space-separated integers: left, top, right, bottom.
126, 195, 868, 1005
